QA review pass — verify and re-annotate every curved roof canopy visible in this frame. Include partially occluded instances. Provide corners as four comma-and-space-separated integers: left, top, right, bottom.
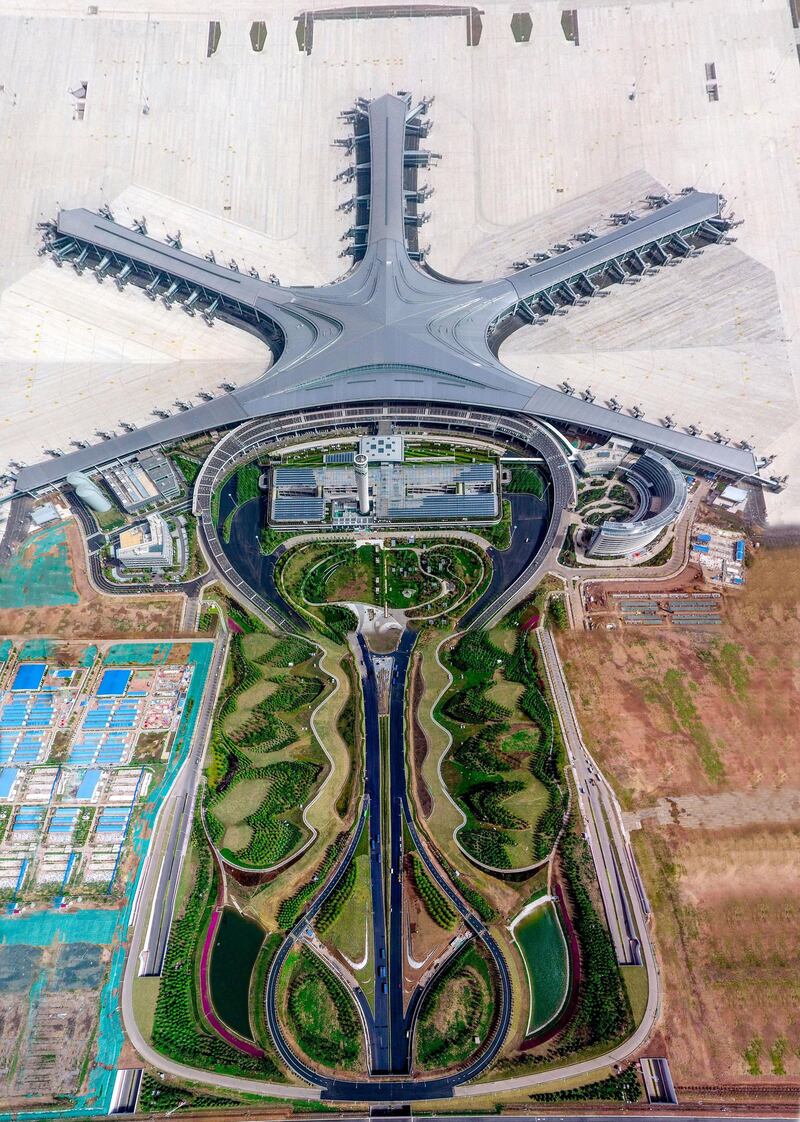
17, 94, 756, 493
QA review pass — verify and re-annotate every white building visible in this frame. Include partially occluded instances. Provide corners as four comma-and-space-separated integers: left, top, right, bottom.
359, 435, 404, 463
115, 514, 173, 570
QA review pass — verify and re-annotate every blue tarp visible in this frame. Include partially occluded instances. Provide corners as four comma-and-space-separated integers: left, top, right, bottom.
96, 670, 131, 697
11, 664, 46, 692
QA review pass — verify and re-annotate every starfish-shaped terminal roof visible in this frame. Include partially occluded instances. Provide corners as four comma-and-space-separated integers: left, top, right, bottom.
18, 92, 758, 492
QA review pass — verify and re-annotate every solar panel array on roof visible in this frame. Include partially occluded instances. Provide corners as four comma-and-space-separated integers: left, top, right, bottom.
274, 468, 318, 486
324, 451, 355, 464
389, 494, 497, 519
272, 497, 325, 522
452, 463, 494, 482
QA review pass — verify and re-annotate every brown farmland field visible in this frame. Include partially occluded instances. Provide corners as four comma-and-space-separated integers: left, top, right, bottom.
556, 548, 800, 1085
635, 824, 800, 1084
557, 549, 800, 804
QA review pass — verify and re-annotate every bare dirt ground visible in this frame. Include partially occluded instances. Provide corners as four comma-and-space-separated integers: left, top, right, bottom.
559, 547, 800, 1085
557, 548, 800, 805
634, 823, 800, 1085
0, 521, 184, 637
403, 860, 457, 993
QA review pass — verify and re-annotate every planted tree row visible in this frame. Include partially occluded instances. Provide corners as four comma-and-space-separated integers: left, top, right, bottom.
465, 779, 527, 830
554, 828, 633, 1054
409, 853, 457, 930
506, 634, 566, 859
224, 759, 321, 868
151, 827, 282, 1078
138, 1074, 241, 1113
315, 858, 356, 933
453, 729, 511, 776
460, 827, 512, 869
450, 630, 506, 675
235, 463, 262, 505
439, 857, 498, 922
260, 674, 322, 714
506, 466, 545, 498
445, 686, 510, 725
277, 835, 347, 929
529, 1065, 641, 1103
259, 637, 316, 668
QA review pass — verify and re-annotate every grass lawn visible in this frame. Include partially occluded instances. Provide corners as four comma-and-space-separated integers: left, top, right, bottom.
320, 827, 374, 1004
131, 976, 159, 1040
620, 965, 648, 1027
324, 544, 379, 604
281, 946, 364, 1071
214, 776, 268, 825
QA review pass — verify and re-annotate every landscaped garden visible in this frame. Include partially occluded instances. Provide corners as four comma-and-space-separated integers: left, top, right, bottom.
436, 630, 566, 870
414, 940, 497, 1070
275, 538, 491, 630
203, 631, 329, 869
278, 945, 365, 1071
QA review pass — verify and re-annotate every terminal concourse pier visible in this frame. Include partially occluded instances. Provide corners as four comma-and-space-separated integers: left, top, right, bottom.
19, 93, 761, 504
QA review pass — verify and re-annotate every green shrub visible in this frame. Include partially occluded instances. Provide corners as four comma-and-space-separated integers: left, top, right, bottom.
315, 859, 356, 933
277, 836, 347, 929
236, 463, 261, 505
409, 854, 457, 929
506, 466, 545, 497
529, 1065, 641, 1103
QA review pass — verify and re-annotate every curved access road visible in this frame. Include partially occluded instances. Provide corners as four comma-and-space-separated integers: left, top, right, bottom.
459, 629, 663, 1098
261, 629, 513, 1102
